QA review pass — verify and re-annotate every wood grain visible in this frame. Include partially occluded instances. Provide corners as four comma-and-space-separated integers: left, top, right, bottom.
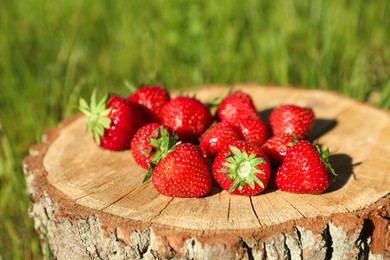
24, 84, 390, 259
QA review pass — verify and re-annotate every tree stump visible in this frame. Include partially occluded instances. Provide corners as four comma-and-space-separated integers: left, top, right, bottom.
23, 84, 390, 259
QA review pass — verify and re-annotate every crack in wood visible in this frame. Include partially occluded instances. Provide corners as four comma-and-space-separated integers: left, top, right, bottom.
250, 196, 263, 228
261, 241, 267, 260
356, 218, 374, 259
282, 233, 291, 260
321, 223, 333, 260
150, 197, 174, 222
240, 237, 255, 260
73, 181, 109, 201
227, 198, 231, 222
282, 198, 305, 219
100, 190, 134, 211
293, 225, 303, 258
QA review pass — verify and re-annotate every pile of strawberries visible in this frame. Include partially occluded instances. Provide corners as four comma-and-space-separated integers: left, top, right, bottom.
79, 85, 336, 198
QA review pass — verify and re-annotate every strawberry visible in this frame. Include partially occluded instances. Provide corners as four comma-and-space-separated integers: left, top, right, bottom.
79, 91, 145, 150
236, 118, 268, 147
149, 143, 213, 198
261, 135, 295, 167
212, 140, 271, 196
127, 85, 170, 123
275, 140, 336, 194
130, 123, 176, 169
161, 96, 213, 144
268, 104, 315, 139
200, 122, 243, 158
216, 91, 260, 127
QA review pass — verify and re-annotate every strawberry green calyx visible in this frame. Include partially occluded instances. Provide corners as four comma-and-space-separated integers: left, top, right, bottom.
143, 126, 180, 182
207, 96, 223, 116
220, 145, 266, 193
287, 135, 300, 146
314, 144, 337, 177
79, 90, 112, 145
207, 86, 234, 116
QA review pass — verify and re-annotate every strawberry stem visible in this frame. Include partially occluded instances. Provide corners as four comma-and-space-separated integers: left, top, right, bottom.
143, 126, 180, 183
206, 86, 234, 116
79, 90, 112, 145
219, 145, 266, 193
287, 135, 300, 147
207, 96, 223, 116
314, 144, 337, 178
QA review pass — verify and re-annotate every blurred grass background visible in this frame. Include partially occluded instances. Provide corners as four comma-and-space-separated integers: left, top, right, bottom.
0, 0, 389, 258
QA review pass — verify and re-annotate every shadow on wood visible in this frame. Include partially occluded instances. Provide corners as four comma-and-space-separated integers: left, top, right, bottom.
326, 153, 354, 193
308, 118, 338, 141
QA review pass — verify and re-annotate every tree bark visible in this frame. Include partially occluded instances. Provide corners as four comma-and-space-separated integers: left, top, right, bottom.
24, 84, 390, 259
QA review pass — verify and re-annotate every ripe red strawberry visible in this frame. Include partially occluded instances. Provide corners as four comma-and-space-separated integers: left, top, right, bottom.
161, 97, 213, 144
216, 91, 260, 127
261, 135, 295, 167
79, 91, 145, 150
236, 118, 268, 147
268, 104, 315, 139
275, 140, 336, 194
150, 143, 213, 198
127, 85, 170, 123
212, 140, 271, 196
130, 123, 176, 169
200, 122, 243, 158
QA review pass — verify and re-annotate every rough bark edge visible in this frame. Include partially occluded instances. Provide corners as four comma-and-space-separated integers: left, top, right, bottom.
26, 192, 389, 260
23, 85, 390, 259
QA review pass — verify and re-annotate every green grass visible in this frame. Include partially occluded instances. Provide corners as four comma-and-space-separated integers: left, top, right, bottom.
0, 0, 389, 258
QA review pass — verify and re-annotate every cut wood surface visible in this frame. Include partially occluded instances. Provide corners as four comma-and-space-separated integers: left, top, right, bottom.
24, 84, 390, 259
